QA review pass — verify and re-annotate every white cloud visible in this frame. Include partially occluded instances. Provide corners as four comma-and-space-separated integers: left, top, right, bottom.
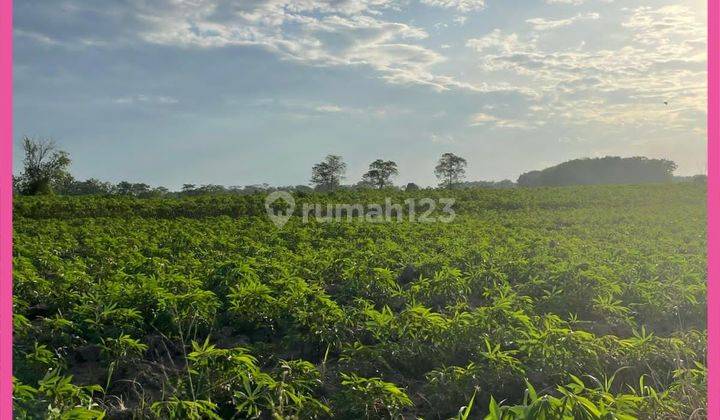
16, 0, 706, 147
315, 104, 345, 113
526, 12, 600, 31
113, 94, 179, 105
133, 1, 484, 91
469, 112, 533, 129
469, 112, 496, 124
430, 133, 455, 144
14, 29, 60, 46
256, 99, 412, 119
466, 5, 705, 132
17, 0, 490, 92
465, 29, 526, 54
420, 0, 485, 12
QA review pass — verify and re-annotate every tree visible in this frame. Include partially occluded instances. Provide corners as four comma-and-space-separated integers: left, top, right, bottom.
353, 179, 375, 190
310, 155, 346, 191
362, 159, 398, 189
181, 184, 199, 196
692, 174, 707, 184
12, 175, 21, 195
114, 181, 151, 197
434, 153, 467, 189
404, 182, 420, 191
59, 178, 113, 195
516, 170, 542, 187
16, 137, 72, 195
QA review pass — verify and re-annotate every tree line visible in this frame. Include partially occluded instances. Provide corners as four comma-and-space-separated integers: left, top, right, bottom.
14, 136, 696, 197
13, 137, 470, 196
309, 153, 467, 191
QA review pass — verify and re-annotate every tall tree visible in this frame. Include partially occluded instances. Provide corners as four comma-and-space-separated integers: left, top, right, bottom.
16, 137, 72, 195
362, 159, 398, 189
115, 181, 152, 197
404, 182, 420, 191
311, 155, 347, 191
434, 153, 467, 189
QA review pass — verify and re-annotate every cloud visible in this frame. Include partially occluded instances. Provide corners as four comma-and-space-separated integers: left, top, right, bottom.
15, 0, 494, 92
315, 104, 345, 113
469, 112, 533, 129
419, 0, 485, 12
251, 99, 411, 119
466, 5, 705, 132
15, 1, 705, 143
14, 29, 60, 46
545, 0, 586, 5
142, 7, 476, 91
622, 5, 705, 52
526, 12, 600, 30
465, 29, 527, 54
454, 16, 468, 25
113, 95, 179, 105
9, 1, 460, 92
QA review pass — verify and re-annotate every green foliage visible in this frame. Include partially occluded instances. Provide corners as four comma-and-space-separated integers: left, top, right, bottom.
14, 372, 104, 419
12, 184, 706, 418
150, 398, 222, 420
435, 152, 468, 188
15, 137, 72, 195
337, 373, 413, 418
517, 156, 677, 187
311, 155, 347, 191
483, 375, 656, 420
362, 159, 399, 189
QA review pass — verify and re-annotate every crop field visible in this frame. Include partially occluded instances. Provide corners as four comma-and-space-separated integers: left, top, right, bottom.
12, 184, 707, 419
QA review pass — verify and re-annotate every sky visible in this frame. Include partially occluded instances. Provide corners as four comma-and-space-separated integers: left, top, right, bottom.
13, 0, 707, 188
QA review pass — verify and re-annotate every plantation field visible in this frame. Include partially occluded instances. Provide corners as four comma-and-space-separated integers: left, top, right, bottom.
12, 184, 707, 419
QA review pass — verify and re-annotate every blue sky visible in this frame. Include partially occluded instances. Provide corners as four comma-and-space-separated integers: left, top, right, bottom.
14, 0, 707, 188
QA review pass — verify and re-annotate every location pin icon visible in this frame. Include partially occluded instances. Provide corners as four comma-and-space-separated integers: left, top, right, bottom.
265, 191, 295, 228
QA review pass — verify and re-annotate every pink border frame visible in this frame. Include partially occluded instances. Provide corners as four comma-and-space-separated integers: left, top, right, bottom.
0, 0, 11, 417
708, 0, 719, 418
0, 0, 717, 418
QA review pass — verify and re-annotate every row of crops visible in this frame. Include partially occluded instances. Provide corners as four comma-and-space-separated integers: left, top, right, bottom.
13, 184, 706, 418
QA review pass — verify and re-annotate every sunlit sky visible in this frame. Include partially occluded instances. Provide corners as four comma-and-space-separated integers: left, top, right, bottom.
13, 0, 707, 188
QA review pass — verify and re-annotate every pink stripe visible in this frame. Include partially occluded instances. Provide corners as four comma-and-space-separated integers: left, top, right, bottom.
709, 0, 719, 418
0, 1, 714, 419
0, 0, 11, 417
0, 0, 10, 416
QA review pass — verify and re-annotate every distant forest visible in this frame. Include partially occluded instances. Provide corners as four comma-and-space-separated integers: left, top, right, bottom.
13, 137, 705, 197
516, 156, 688, 187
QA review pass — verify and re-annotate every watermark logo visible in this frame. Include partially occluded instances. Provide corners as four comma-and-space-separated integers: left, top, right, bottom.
265, 190, 296, 228
265, 191, 456, 227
